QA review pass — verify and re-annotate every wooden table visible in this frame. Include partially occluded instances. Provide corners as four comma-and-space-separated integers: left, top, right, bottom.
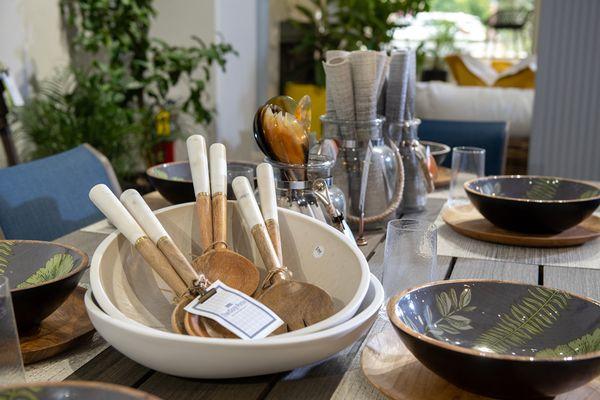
27, 191, 600, 399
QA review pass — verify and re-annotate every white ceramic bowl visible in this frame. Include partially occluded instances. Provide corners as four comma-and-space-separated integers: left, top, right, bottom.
90, 201, 370, 336
86, 274, 382, 378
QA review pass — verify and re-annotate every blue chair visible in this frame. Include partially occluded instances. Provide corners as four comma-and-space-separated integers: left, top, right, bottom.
0, 144, 121, 241
418, 119, 508, 175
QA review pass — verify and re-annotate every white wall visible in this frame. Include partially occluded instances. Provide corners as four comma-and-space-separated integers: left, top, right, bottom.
0, 0, 265, 165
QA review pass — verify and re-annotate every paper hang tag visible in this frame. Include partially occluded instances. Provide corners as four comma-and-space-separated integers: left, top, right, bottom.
184, 280, 283, 340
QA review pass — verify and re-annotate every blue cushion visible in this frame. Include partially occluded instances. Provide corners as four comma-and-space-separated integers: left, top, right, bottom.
0, 145, 118, 240
418, 119, 508, 175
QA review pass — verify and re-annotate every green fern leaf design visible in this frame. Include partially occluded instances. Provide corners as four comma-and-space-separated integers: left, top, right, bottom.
525, 180, 558, 200
425, 288, 476, 338
580, 189, 600, 199
474, 287, 571, 353
152, 168, 169, 179
17, 253, 74, 289
0, 387, 42, 400
536, 328, 600, 358
0, 241, 15, 276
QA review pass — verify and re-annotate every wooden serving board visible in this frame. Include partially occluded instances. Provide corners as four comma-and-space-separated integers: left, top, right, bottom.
442, 204, 600, 248
361, 326, 600, 400
20, 287, 95, 364
434, 167, 451, 188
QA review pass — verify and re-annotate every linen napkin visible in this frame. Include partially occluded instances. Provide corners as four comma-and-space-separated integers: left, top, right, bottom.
323, 57, 355, 122
385, 49, 410, 124
349, 51, 386, 122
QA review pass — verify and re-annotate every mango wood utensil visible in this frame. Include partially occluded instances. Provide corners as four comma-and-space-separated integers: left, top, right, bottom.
119, 189, 210, 334
233, 176, 335, 332
257, 163, 282, 263
186, 135, 213, 253
192, 143, 260, 296
89, 185, 188, 298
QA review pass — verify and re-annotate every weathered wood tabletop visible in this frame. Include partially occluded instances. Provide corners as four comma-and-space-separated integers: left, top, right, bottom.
27, 191, 600, 399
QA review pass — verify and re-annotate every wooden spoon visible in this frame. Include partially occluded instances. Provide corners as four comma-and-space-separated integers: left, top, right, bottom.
119, 189, 209, 334
257, 163, 282, 263
233, 176, 335, 333
192, 143, 260, 296
89, 185, 190, 331
186, 135, 213, 254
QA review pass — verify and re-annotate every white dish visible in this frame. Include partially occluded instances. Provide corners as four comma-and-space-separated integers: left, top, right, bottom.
90, 201, 370, 336
85, 274, 383, 378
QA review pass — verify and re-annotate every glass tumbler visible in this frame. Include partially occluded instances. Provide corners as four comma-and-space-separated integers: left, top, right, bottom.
448, 147, 485, 208
0, 276, 25, 384
380, 219, 437, 317
227, 163, 255, 200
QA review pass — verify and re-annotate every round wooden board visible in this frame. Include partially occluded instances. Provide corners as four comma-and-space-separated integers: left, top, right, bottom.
20, 286, 95, 364
442, 204, 600, 247
361, 325, 600, 400
434, 167, 451, 188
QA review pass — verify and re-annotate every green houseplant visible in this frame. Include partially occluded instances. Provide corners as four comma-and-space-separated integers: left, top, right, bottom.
420, 19, 458, 81
17, 0, 236, 185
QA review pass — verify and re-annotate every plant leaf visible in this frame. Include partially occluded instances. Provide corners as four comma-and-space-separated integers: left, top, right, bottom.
536, 328, 600, 358
17, 253, 74, 288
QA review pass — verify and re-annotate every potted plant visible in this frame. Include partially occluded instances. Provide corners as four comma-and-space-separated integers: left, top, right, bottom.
15, 0, 236, 188
420, 19, 458, 81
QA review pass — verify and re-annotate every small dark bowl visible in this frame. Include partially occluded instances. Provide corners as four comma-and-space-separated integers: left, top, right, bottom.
147, 161, 258, 204
388, 280, 600, 399
421, 140, 451, 165
465, 175, 600, 234
1, 240, 88, 333
0, 381, 161, 399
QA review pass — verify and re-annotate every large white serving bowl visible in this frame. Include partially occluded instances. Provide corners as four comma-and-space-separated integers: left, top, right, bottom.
85, 274, 382, 378
90, 201, 370, 337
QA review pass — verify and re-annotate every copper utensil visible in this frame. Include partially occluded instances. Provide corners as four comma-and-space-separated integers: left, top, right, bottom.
191, 142, 260, 296
234, 176, 335, 333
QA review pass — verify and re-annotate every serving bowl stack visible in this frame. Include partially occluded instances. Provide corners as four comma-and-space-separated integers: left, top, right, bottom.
87, 201, 381, 378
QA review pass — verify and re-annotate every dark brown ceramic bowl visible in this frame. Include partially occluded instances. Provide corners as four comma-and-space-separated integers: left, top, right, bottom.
147, 160, 257, 204
421, 140, 451, 165
465, 175, 600, 234
388, 280, 600, 399
0, 381, 160, 399
1, 240, 88, 333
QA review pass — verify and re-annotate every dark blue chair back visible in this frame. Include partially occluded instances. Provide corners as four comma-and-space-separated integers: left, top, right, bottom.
418, 119, 508, 175
0, 144, 121, 240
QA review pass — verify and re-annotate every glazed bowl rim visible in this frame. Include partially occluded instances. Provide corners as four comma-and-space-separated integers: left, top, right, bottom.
2, 239, 89, 293
0, 380, 161, 399
387, 278, 600, 362
420, 140, 451, 155
146, 160, 259, 184
464, 175, 600, 204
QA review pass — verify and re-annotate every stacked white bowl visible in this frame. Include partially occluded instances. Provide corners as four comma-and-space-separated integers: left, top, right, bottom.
87, 202, 382, 378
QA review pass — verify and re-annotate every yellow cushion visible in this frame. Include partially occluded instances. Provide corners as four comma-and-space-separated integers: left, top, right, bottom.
445, 55, 535, 88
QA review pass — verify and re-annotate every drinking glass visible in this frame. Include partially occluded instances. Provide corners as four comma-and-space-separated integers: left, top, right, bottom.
448, 147, 485, 207
227, 164, 255, 200
0, 276, 25, 384
380, 219, 437, 317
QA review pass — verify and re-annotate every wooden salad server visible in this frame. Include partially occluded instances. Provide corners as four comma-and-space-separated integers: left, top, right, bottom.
191, 143, 260, 296
233, 176, 335, 333
89, 184, 188, 299
120, 189, 210, 335
186, 135, 213, 254
257, 163, 282, 263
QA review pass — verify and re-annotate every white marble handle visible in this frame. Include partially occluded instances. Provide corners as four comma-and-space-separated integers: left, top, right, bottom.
209, 143, 227, 195
257, 163, 278, 223
232, 177, 263, 230
89, 184, 145, 244
120, 189, 168, 244
186, 135, 210, 195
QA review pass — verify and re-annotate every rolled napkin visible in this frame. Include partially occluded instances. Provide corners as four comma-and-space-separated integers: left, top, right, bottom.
403, 49, 417, 122
325, 50, 349, 61
323, 57, 355, 122
349, 51, 385, 122
324, 50, 349, 118
386, 49, 410, 124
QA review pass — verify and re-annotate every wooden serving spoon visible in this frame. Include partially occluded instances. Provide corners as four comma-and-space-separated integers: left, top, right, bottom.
233, 176, 335, 333
89, 185, 191, 331
257, 163, 282, 263
186, 135, 213, 255
119, 189, 210, 334
191, 143, 260, 296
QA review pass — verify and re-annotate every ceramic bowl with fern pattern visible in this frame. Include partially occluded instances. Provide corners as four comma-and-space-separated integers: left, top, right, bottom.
465, 175, 600, 234
0, 240, 88, 333
388, 280, 600, 399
